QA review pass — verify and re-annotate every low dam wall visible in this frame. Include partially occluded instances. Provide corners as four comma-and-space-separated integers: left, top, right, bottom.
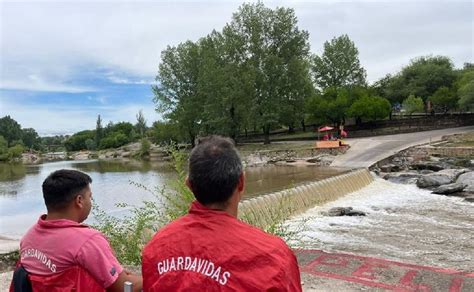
238, 169, 374, 229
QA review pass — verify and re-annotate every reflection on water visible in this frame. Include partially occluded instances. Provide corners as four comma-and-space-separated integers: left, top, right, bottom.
0, 159, 345, 238
0, 163, 29, 182
244, 165, 347, 198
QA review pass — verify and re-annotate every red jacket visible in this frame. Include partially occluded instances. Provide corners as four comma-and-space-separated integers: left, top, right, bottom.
10, 265, 104, 292
142, 201, 302, 291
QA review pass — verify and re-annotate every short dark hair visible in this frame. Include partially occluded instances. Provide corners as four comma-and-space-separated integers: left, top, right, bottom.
42, 169, 92, 211
188, 136, 243, 205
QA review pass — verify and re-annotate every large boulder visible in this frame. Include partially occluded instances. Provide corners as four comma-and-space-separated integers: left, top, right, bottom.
456, 172, 474, 189
432, 183, 466, 195
437, 169, 469, 181
384, 172, 422, 184
416, 174, 452, 188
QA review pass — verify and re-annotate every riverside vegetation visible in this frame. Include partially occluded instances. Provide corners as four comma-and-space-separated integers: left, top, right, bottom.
92, 148, 307, 265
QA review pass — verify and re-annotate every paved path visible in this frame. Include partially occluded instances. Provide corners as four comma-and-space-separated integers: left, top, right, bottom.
331, 126, 474, 168
297, 250, 473, 291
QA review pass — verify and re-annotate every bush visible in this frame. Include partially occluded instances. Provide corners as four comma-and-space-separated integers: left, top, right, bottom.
8, 144, 24, 159
138, 138, 151, 158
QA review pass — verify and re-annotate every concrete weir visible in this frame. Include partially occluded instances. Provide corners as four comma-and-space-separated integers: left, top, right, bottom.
238, 169, 374, 229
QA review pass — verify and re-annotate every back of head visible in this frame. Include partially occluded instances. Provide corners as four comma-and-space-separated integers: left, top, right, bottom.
42, 169, 92, 212
188, 135, 243, 205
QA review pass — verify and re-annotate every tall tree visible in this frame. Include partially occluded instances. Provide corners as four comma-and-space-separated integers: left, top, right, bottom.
384, 56, 456, 104
0, 115, 23, 146
153, 41, 203, 147
135, 110, 147, 138
226, 3, 312, 143
95, 114, 103, 147
312, 34, 367, 90
21, 128, 40, 150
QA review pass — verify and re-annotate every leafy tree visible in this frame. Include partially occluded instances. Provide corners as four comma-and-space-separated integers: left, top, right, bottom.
384, 56, 456, 104
348, 95, 391, 122
21, 128, 40, 150
150, 121, 182, 145
99, 132, 129, 149
402, 95, 424, 115
428, 86, 458, 114
457, 69, 474, 110
85, 139, 96, 150
0, 116, 23, 146
153, 41, 203, 147
135, 110, 147, 138
225, 3, 312, 143
64, 130, 95, 151
312, 34, 366, 90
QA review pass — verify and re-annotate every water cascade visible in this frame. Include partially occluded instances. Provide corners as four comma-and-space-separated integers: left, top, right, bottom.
238, 169, 374, 229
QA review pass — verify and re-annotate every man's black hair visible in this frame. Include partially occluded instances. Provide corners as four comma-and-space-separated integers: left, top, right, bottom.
188, 135, 243, 205
42, 169, 92, 211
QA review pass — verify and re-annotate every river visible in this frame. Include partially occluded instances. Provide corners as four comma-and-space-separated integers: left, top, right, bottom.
0, 160, 344, 238
286, 177, 474, 272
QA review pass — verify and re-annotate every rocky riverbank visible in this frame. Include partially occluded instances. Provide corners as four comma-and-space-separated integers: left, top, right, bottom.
372, 133, 474, 203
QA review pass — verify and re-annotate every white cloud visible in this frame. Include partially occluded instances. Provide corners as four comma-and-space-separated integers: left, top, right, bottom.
0, 0, 472, 88
0, 75, 97, 93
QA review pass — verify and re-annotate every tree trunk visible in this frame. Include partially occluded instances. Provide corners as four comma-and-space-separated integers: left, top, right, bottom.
288, 125, 295, 134
301, 120, 306, 132
263, 125, 270, 145
189, 131, 195, 148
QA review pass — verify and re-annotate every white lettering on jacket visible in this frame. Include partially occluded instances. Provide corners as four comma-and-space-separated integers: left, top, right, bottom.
156, 257, 231, 286
21, 248, 57, 273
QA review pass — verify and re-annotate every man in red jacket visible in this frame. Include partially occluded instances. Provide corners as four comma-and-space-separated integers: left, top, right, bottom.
142, 135, 302, 291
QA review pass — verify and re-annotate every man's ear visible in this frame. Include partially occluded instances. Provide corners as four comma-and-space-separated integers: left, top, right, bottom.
185, 176, 193, 192
237, 172, 245, 193
75, 194, 84, 209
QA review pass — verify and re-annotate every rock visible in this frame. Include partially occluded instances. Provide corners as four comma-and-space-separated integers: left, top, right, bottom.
345, 210, 366, 216
437, 169, 469, 181
384, 172, 422, 184
328, 207, 351, 216
380, 164, 400, 173
420, 170, 434, 175
410, 163, 444, 172
464, 195, 474, 202
327, 207, 366, 216
456, 172, 474, 189
72, 151, 90, 160
432, 183, 466, 195
416, 174, 452, 188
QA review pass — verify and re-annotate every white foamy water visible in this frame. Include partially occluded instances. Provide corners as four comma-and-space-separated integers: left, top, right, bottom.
286, 177, 474, 272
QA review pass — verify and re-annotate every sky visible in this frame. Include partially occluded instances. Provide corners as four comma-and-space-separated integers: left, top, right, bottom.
0, 0, 472, 136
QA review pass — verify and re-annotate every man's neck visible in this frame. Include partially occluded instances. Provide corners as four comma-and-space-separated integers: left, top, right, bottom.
205, 202, 238, 218
45, 212, 80, 222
